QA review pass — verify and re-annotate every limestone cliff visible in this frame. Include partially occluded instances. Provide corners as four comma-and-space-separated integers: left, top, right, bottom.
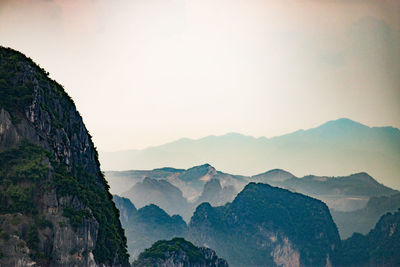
0, 47, 129, 266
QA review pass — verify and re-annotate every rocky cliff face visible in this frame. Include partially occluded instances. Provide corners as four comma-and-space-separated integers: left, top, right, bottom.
132, 238, 228, 267
188, 183, 340, 267
0, 47, 129, 266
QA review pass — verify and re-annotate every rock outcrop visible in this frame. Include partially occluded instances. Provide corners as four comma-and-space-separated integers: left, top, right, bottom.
132, 238, 228, 267
0, 47, 129, 266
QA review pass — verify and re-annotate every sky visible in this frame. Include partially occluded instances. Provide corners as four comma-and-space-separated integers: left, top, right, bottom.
1, 0, 399, 151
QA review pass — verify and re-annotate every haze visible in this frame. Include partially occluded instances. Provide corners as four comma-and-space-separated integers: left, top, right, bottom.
1, 0, 399, 151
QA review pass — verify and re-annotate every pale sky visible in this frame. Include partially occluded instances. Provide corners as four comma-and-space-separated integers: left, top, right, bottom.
1, 0, 399, 151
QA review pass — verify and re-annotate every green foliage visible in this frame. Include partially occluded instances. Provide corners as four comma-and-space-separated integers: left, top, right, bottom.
189, 183, 341, 267
51, 163, 129, 264
0, 141, 49, 214
62, 206, 92, 230
26, 225, 39, 251
34, 215, 53, 230
133, 238, 206, 266
0, 229, 10, 241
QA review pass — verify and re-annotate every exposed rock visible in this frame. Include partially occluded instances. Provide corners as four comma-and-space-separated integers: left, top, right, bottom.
0, 46, 129, 266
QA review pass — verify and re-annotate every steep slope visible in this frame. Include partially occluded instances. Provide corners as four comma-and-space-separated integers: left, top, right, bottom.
0, 47, 129, 266
132, 238, 228, 267
188, 183, 340, 267
100, 118, 400, 189
113, 195, 137, 225
332, 193, 400, 239
334, 209, 400, 267
122, 177, 192, 220
113, 196, 187, 260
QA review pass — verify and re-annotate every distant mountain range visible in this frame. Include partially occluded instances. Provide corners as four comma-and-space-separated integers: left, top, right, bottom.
332, 193, 400, 239
106, 164, 398, 217
114, 183, 341, 267
334, 209, 400, 266
113, 195, 187, 260
115, 183, 400, 267
100, 118, 400, 189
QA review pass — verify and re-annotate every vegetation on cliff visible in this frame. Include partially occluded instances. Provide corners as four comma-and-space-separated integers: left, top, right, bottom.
0, 46, 129, 265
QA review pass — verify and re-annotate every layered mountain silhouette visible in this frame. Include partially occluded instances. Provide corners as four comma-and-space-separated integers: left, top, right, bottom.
115, 183, 342, 267
114, 175, 400, 266
101, 118, 400, 190
113, 195, 187, 260
259, 171, 398, 212
121, 177, 191, 220
108, 164, 397, 220
334, 209, 400, 266
332, 193, 400, 238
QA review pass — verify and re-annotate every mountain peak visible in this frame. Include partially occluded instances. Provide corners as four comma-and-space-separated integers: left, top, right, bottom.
318, 118, 369, 130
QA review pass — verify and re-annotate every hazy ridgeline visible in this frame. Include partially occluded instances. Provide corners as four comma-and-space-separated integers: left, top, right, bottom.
101, 119, 400, 191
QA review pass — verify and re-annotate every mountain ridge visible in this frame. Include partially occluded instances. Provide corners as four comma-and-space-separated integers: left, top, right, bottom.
100, 118, 400, 189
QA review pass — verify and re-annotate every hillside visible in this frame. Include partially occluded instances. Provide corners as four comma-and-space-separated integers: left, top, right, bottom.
122, 177, 192, 220
132, 238, 229, 267
188, 183, 341, 267
108, 164, 246, 201
100, 118, 400, 190
332, 193, 400, 239
113, 195, 187, 260
269, 172, 398, 211
0, 47, 129, 266
334, 209, 400, 266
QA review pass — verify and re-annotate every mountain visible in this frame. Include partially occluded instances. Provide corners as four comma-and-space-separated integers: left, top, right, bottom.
100, 118, 400, 190
132, 237, 229, 267
0, 47, 129, 265
113, 196, 187, 260
113, 194, 137, 225
108, 164, 397, 214
334, 209, 400, 266
251, 169, 296, 183
270, 172, 398, 212
332, 193, 400, 239
107, 164, 247, 201
196, 179, 237, 207
106, 167, 185, 195
122, 177, 192, 220
188, 183, 341, 267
